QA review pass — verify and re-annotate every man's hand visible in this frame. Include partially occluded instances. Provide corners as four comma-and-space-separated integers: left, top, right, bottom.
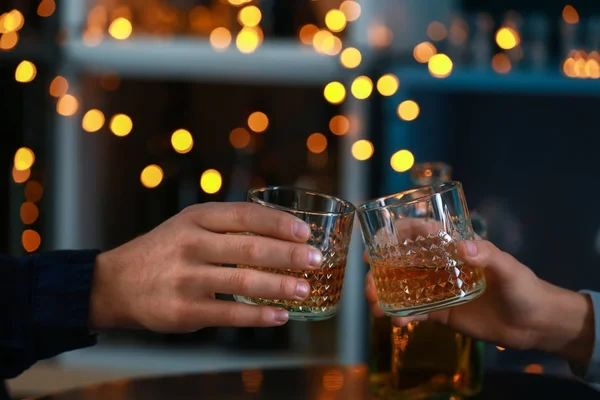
365, 239, 596, 367
90, 202, 324, 332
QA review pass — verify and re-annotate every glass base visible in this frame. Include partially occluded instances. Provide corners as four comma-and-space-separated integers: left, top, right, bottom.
381, 284, 486, 317
233, 295, 338, 321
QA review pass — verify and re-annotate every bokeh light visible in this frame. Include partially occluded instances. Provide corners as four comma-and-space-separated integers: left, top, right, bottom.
22, 230, 41, 252
562, 5, 579, 24
340, 47, 361, 68
413, 42, 437, 63
210, 27, 232, 51
325, 10, 347, 32
171, 129, 194, 154
140, 164, 163, 188
351, 76, 373, 100
339, 1, 361, 22
229, 127, 251, 148
110, 114, 133, 137
0, 31, 18, 50
248, 112, 269, 133
12, 166, 30, 183
37, 0, 56, 17
236, 27, 260, 54
20, 202, 39, 225
200, 169, 222, 194
428, 53, 453, 78
427, 21, 447, 41
324, 81, 346, 104
82, 109, 105, 133
57, 94, 78, 116
495, 27, 520, 50
492, 53, 511, 74
307, 133, 328, 154
377, 74, 399, 96
351, 140, 374, 161
397, 100, 420, 121
108, 17, 132, 40
329, 115, 350, 136
25, 181, 43, 202
15, 61, 36, 83
390, 150, 415, 172
14, 147, 35, 171
299, 24, 319, 45
49, 76, 68, 97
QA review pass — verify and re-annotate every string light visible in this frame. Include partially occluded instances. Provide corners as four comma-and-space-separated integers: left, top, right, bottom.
313, 30, 333, 54
12, 167, 30, 183
368, 23, 393, 48
390, 150, 415, 172
562, 5, 579, 24
37, 0, 56, 17
238, 6, 261, 27
413, 42, 437, 63
321, 36, 342, 56
15, 61, 36, 83
108, 17, 132, 40
14, 148, 35, 171
495, 27, 520, 50
247, 112, 269, 133
229, 127, 251, 149
0, 31, 18, 50
236, 27, 260, 54
376, 74, 399, 96
329, 115, 350, 136
1, 10, 25, 33
22, 230, 41, 252
340, 47, 361, 68
20, 202, 39, 225
339, 1, 361, 22
397, 100, 420, 121
110, 114, 133, 137
324, 82, 346, 104
49, 76, 69, 97
427, 21, 447, 41
57, 95, 79, 116
200, 169, 222, 194
299, 24, 319, 45
141, 165, 163, 189
492, 53, 511, 74
428, 53, 453, 78
351, 76, 373, 100
306, 133, 328, 154
210, 27, 232, 51
351, 140, 374, 161
325, 10, 347, 33
171, 129, 194, 154
81, 109, 105, 132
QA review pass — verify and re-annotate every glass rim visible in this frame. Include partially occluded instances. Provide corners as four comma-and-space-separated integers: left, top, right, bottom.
248, 186, 357, 217
357, 181, 463, 213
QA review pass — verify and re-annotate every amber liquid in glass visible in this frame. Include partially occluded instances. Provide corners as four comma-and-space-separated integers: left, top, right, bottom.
236, 262, 345, 319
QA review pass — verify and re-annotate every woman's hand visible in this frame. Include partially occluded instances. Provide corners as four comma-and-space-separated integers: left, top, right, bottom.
90, 202, 323, 332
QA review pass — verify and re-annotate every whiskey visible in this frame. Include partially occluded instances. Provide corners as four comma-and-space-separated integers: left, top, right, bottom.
370, 234, 485, 316
235, 261, 346, 321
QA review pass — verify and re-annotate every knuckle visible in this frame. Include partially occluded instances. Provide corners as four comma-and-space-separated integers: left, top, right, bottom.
289, 245, 307, 267
231, 203, 254, 227
229, 269, 252, 293
278, 277, 297, 298
276, 214, 294, 238
239, 238, 261, 261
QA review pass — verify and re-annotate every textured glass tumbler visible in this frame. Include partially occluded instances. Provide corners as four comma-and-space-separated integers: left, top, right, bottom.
234, 186, 356, 321
358, 181, 486, 317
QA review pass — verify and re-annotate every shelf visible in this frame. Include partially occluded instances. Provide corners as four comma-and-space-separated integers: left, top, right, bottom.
63, 36, 341, 85
392, 66, 600, 97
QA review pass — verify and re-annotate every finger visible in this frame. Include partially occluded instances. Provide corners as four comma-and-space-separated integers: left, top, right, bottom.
198, 266, 311, 301
194, 300, 291, 327
206, 232, 323, 269
365, 272, 384, 317
187, 202, 311, 242
458, 239, 518, 275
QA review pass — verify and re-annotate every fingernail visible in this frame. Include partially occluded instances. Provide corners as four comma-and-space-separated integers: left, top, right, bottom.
308, 249, 323, 268
295, 281, 311, 300
294, 221, 311, 239
465, 241, 478, 257
274, 309, 289, 324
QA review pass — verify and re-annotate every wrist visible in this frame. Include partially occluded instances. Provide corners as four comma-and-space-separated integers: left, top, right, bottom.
532, 282, 595, 366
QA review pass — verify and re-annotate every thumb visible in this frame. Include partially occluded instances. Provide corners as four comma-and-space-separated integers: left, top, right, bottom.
457, 239, 518, 277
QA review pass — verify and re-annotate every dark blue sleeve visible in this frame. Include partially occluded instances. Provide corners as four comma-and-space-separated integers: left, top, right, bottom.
0, 250, 100, 380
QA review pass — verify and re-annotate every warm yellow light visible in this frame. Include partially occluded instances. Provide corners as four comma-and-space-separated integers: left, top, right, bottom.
171, 129, 194, 154
14, 147, 35, 171
49, 76, 68, 97
82, 109, 105, 133
351, 140, 374, 161
210, 27, 232, 51
82, 26, 103, 47
22, 230, 41, 253
495, 27, 519, 50
322, 36, 343, 56
248, 111, 269, 133
427, 21, 447, 41
340, 47, 361, 68
339, 1, 361, 22
563, 57, 576, 78
329, 115, 350, 136
413, 41, 437, 63
200, 169, 222, 194
25, 181, 43, 203
1, 10, 25, 33
390, 150, 415, 172
140, 164, 163, 189
108, 17, 132, 40
229, 127, 251, 149
20, 202, 39, 225
492, 53, 511, 74
306, 133, 328, 154
324, 81, 346, 104
110, 114, 133, 137
562, 5, 579, 24
524, 364, 543, 374
12, 166, 30, 183
57, 94, 78, 116
496, 346, 506, 351
0, 31, 18, 50
368, 24, 393, 48
299, 24, 319, 45
574, 56, 586, 78
325, 10, 347, 33
585, 59, 600, 79
238, 5, 261, 27
377, 74, 399, 96
351, 76, 373, 100
15, 61, 36, 83
428, 53, 453, 78
37, 0, 56, 17
236, 27, 259, 54
312, 30, 333, 54
397, 100, 420, 121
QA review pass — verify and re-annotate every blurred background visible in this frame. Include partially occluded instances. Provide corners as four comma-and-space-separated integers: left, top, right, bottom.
2, 0, 600, 397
